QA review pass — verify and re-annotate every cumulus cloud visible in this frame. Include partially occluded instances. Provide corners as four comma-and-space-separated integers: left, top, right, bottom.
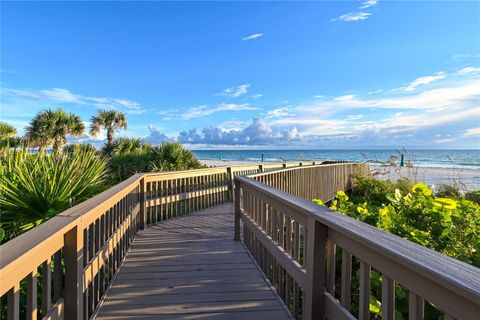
400, 71, 446, 91
242, 33, 263, 41
143, 125, 171, 144
178, 118, 302, 145
215, 84, 250, 97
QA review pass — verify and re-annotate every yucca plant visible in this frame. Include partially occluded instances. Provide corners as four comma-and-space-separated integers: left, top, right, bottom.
102, 137, 151, 156
148, 142, 202, 171
0, 147, 108, 241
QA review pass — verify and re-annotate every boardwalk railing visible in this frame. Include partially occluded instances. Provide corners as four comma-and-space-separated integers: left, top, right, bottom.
234, 164, 480, 320
2, 161, 479, 320
0, 161, 312, 320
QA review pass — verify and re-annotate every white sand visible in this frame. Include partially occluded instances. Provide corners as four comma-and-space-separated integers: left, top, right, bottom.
199, 159, 480, 190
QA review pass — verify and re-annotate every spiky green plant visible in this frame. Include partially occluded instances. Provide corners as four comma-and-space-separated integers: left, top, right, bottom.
90, 109, 127, 148
148, 141, 202, 171
25, 108, 85, 154
63, 143, 98, 154
0, 122, 17, 138
102, 137, 151, 156
0, 147, 107, 241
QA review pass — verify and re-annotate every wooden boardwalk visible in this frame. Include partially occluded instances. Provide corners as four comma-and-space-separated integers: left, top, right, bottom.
94, 204, 292, 320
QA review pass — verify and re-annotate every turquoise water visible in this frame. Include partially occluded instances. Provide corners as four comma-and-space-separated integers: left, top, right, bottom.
192, 150, 480, 169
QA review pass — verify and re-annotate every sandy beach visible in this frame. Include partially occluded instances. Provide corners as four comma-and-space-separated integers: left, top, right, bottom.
199, 159, 480, 190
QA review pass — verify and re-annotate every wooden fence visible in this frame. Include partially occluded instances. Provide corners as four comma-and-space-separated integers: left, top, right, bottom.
234, 163, 480, 320
0, 161, 312, 320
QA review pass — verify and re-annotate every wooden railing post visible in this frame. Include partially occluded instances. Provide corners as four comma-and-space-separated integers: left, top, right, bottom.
304, 217, 327, 320
258, 164, 264, 172
227, 167, 235, 202
64, 226, 83, 320
234, 180, 241, 241
282, 163, 287, 168
140, 177, 146, 230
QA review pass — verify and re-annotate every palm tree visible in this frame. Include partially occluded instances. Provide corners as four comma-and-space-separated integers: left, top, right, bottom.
90, 109, 127, 148
25, 108, 85, 154
0, 122, 17, 138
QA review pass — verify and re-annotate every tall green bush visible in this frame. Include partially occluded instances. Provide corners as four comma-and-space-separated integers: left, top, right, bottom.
107, 141, 204, 183
0, 147, 108, 241
313, 177, 480, 319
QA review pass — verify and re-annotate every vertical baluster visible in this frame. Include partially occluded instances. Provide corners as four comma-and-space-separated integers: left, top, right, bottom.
26, 272, 37, 320
53, 250, 62, 302
41, 258, 52, 316
409, 291, 424, 320
303, 218, 327, 319
234, 180, 241, 241
382, 275, 395, 320
326, 240, 336, 294
341, 250, 352, 310
7, 284, 20, 320
64, 226, 84, 319
286, 217, 293, 307
359, 260, 371, 320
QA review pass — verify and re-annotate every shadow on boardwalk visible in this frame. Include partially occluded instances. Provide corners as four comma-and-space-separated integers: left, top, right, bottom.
94, 204, 292, 320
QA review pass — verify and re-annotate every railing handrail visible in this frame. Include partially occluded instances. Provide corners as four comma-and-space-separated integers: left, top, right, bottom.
0, 173, 144, 295
236, 175, 480, 302
235, 168, 480, 315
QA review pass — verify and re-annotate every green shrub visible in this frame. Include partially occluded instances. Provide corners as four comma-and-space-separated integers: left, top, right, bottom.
102, 137, 151, 156
108, 141, 204, 183
0, 147, 108, 242
350, 175, 413, 206
466, 190, 480, 204
435, 184, 464, 199
314, 179, 479, 319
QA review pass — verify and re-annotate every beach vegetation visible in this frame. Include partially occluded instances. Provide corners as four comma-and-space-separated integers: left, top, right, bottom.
0, 147, 108, 242
90, 109, 127, 150
108, 141, 203, 183
314, 176, 479, 319
25, 108, 85, 154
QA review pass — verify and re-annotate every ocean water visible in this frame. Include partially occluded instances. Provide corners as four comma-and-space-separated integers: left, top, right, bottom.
192, 150, 480, 169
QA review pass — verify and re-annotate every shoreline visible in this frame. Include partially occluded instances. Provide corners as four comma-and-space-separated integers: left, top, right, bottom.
199, 159, 480, 190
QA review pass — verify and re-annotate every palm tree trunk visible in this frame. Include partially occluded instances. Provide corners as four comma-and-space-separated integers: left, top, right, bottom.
107, 130, 114, 146
53, 138, 63, 155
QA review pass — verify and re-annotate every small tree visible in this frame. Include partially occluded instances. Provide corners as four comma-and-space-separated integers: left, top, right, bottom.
25, 108, 85, 154
90, 109, 127, 149
0, 122, 17, 138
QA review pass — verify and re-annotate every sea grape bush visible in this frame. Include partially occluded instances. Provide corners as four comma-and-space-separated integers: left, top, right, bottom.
314, 182, 480, 267
313, 177, 479, 319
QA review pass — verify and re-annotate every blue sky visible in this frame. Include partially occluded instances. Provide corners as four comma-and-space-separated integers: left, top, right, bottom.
1, 0, 479, 149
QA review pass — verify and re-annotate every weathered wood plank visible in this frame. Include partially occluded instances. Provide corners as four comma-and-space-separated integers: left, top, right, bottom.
94, 204, 292, 320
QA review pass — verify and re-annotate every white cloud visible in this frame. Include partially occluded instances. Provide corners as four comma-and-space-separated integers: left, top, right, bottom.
177, 103, 258, 120
359, 0, 378, 9
242, 33, 263, 41
251, 94, 263, 99
215, 84, 250, 97
3, 87, 148, 114
332, 12, 371, 22
456, 66, 480, 75
463, 127, 480, 137
178, 118, 302, 145
143, 125, 171, 144
400, 71, 446, 91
